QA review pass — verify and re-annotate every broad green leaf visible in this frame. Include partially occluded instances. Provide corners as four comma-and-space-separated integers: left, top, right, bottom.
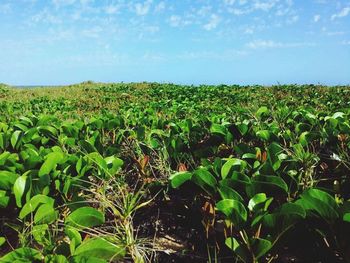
169, 171, 192, 188
225, 237, 249, 262
0, 171, 19, 190
279, 203, 306, 218
13, 175, 28, 207
267, 142, 284, 171
65, 207, 105, 228
216, 199, 247, 226
0, 190, 10, 208
0, 152, 11, 165
44, 255, 68, 263
248, 193, 267, 211
237, 123, 248, 135
218, 185, 243, 202
332, 112, 345, 119
231, 172, 251, 185
79, 140, 98, 153
221, 158, 246, 179
32, 224, 49, 245
256, 106, 269, 118
74, 238, 126, 260
39, 152, 64, 177
343, 213, 350, 222
256, 130, 271, 141
0, 133, 4, 150
264, 203, 306, 232
65, 226, 82, 245
250, 238, 272, 260
0, 237, 5, 247
210, 123, 227, 136
296, 189, 338, 222
104, 156, 123, 175
192, 168, 217, 194
34, 203, 58, 224
38, 125, 58, 137
10, 130, 22, 149
242, 153, 257, 160
86, 152, 107, 172
249, 175, 288, 195
0, 248, 42, 263
299, 131, 309, 146
19, 194, 55, 219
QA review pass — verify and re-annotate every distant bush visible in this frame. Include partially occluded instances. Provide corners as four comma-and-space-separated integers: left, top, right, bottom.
0, 83, 10, 95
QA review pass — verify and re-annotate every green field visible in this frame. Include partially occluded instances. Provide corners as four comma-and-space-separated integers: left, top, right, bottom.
0, 82, 350, 262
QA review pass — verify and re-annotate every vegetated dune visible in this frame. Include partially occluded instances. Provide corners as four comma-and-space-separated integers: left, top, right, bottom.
0, 83, 350, 262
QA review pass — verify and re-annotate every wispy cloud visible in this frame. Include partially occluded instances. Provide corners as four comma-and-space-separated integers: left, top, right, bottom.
326, 31, 345, 36
246, 40, 315, 49
313, 14, 321, 22
177, 49, 248, 61
134, 0, 152, 16
32, 9, 62, 24
331, 7, 350, 20
203, 14, 221, 31
253, 0, 279, 11
104, 5, 120, 15
81, 26, 102, 38
168, 15, 192, 28
286, 15, 299, 24
155, 1, 165, 13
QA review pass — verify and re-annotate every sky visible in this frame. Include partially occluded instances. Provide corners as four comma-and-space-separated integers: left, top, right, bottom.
0, 0, 349, 86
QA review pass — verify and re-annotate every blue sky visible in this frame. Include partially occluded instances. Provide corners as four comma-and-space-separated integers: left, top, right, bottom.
0, 0, 349, 85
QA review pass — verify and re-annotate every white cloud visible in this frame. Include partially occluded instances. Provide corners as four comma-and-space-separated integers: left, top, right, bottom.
177, 49, 248, 61
244, 27, 254, 34
135, 0, 153, 16
286, 15, 299, 24
169, 15, 182, 27
81, 26, 102, 38
313, 14, 321, 22
341, 40, 350, 45
247, 40, 315, 49
32, 9, 62, 24
142, 52, 165, 62
105, 5, 120, 15
168, 15, 191, 28
155, 1, 165, 12
143, 25, 159, 34
331, 7, 350, 20
197, 5, 212, 16
136, 23, 160, 41
276, 7, 290, 16
326, 31, 345, 36
224, 0, 247, 6
203, 14, 221, 31
228, 8, 250, 15
253, 0, 279, 11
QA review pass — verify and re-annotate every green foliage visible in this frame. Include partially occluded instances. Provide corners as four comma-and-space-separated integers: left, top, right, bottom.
0, 83, 350, 262
65, 207, 105, 228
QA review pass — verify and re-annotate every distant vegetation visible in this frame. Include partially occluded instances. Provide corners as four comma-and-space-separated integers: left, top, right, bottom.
0, 83, 350, 262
